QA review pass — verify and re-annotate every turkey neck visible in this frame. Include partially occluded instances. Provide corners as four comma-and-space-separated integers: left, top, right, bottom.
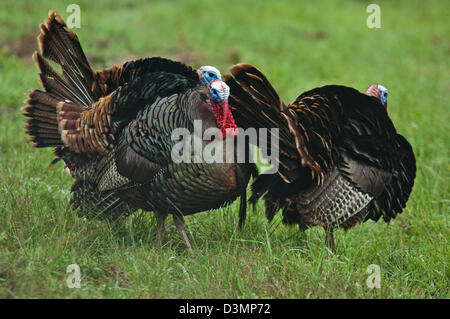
210, 100, 238, 138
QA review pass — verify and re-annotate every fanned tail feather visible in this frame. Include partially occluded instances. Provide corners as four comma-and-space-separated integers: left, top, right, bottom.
36, 11, 98, 105
225, 64, 300, 181
22, 11, 98, 159
225, 64, 291, 141
22, 89, 63, 148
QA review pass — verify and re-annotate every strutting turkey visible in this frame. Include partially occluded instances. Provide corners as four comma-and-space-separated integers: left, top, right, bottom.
22, 12, 257, 255
225, 64, 416, 252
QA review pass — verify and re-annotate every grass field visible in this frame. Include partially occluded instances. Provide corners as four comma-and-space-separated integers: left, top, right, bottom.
0, 0, 448, 298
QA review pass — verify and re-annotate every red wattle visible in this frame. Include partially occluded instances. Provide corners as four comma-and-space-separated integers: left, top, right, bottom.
211, 101, 238, 138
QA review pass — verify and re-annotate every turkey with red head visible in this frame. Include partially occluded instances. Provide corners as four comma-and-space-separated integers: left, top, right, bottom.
225, 64, 416, 252
22, 12, 257, 255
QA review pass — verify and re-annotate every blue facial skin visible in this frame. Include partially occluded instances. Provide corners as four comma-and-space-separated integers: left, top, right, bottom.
380, 88, 388, 106
203, 71, 221, 85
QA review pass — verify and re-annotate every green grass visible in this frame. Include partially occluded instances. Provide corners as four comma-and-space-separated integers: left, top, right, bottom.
0, 0, 448, 298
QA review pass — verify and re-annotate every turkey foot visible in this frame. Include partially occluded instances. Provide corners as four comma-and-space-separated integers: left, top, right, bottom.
173, 216, 195, 258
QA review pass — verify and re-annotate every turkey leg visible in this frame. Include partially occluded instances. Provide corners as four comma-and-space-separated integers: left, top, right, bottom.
155, 212, 167, 242
325, 228, 336, 252
173, 216, 194, 257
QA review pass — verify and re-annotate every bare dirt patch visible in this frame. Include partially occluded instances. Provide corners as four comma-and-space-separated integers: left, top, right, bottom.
1, 32, 39, 62
305, 29, 327, 40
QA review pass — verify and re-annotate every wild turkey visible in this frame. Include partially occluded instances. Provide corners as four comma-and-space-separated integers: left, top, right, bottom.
22, 12, 257, 255
225, 64, 416, 251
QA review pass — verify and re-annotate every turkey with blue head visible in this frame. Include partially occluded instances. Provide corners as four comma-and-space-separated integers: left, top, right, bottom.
22, 12, 257, 256
225, 64, 416, 252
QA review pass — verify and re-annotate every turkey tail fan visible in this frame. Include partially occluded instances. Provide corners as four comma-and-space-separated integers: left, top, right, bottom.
229, 64, 282, 109
22, 89, 65, 148
224, 64, 299, 182
22, 11, 99, 160
36, 11, 98, 105
224, 64, 289, 137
